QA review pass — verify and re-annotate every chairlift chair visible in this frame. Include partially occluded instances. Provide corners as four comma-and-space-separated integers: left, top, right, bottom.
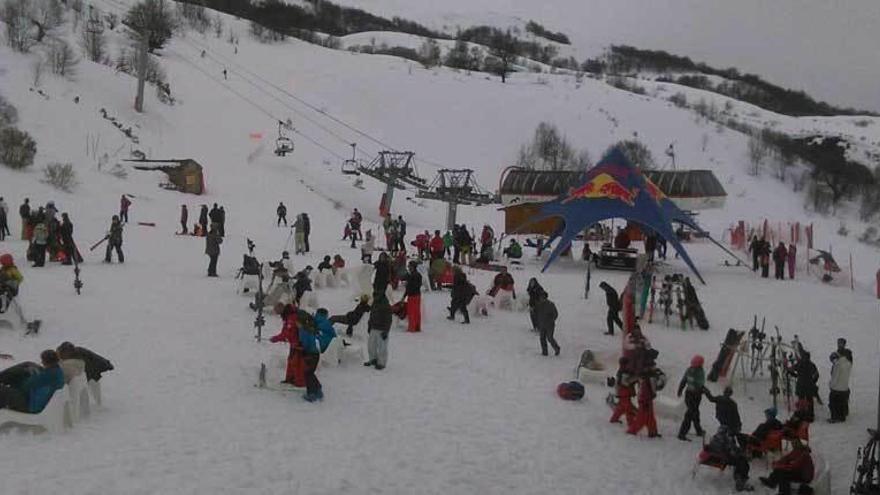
274, 120, 294, 157
341, 143, 360, 175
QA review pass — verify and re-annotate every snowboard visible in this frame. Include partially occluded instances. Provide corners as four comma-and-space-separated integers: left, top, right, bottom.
708, 329, 745, 382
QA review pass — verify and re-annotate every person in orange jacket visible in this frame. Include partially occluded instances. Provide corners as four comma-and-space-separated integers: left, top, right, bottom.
627, 370, 660, 438
269, 303, 305, 387
759, 438, 814, 495
610, 357, 637, 426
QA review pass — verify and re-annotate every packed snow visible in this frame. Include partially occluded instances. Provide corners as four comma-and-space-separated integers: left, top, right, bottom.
1, 3, 879, 494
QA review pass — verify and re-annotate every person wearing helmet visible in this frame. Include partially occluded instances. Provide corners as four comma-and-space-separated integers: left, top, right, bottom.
677, 354, 707, 441
0, 254, 23, 299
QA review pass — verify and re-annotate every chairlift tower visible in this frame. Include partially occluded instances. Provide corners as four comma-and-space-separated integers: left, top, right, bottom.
356, 151, 426, 215
417, 169, 498, 230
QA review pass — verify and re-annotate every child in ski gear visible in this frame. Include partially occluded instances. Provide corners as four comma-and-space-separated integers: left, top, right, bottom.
0, 350, 64, 413
30, 221, 48, 267
526, 278, 547, 331
533, 293, 560, 356
610, 357, 637, 426
299, 310, 322, 401
0, 253, 23, 298
366, 294, 392, 369
626, 371, 659, 437
448, 269, 476, 324
318, 256, 333, 273
773, 242, 788, 280
705, 426, 753, 492
746, 407, 783, 455
271, 303, 305, 387
503, 238, 523, 260
677, 354, 707, 440
330, 295, 371, 336
828, 338, 852, 423
599, 281, 623, 335
759, 438, 814, 495
105, 216, 124, 263
332, 255, 345, 272
276, 202, 287, 227
404, 262, 422, 332
205, 224, 222, 277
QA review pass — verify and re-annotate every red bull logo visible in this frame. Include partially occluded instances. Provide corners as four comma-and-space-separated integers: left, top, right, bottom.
564, 173, 639, 205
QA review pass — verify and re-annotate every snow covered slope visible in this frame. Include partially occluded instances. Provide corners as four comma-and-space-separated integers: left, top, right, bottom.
1, 3, 878, 494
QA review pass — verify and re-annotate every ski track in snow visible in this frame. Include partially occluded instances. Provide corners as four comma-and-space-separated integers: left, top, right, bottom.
0, 4, 878, 494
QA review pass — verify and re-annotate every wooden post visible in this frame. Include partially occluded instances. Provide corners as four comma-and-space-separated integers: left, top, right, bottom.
850, 253, 855, 291
134, 33, 148, 113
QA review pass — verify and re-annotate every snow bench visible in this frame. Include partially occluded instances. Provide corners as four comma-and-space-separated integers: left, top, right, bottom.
654, 394, 685, 418
0, 386, 70, 433
67, 374, 91, 424
576, 367, 611, 386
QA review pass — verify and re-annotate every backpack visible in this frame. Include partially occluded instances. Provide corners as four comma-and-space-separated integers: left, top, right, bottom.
557, 381, 585, 401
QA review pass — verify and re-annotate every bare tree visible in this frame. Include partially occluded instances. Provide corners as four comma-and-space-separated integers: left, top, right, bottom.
747, 133, 769, 176
80, 23, 106, 62
2, 0, 35, 52
47, 38, 78, 78
488, 29, 517, 83
517, 122, 591, 171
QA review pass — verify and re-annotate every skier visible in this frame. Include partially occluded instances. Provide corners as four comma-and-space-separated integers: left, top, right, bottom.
448, 269, 476, 324
706, 386, 743, 436
759, 438, 814, 495
198, 205, 209, 237
179, 205, 189, 235
787, 243, 797, 279
350, 208, 363, 240
276, 202, 287, 227
0, 197, 7, 241
365, 293, 392, 370
270, 303, 305, 387
293, 213, 306, 255
298, 310, 322, 401
788, 351, 819, 422
222, 68, 227, 80
828, 338, 852, 423
610, 357, 637, 426
526, 278, 548, 332
748, 236, 760, 272
772, 242, 788, 280
209, 203, 221, 229
330, 294, 371, 336
104, 215, 124, 263
302, 213, 311, 253
626, 371, 660, 438
533, 293, 560, 356
205, 223, 222, 277
360, 230, 375, 264
0, 350, 64, 413
677, 354, 707, 441
19, 198, 30, 241
30, 220, 48, 267
705, 426, 754, 492
598, 281, 623, 336
119, 194, 132, 223
59, 213, 81, 265
403, 261, 422, 332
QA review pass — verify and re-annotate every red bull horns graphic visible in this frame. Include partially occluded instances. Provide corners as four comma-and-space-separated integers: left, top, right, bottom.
563, 173, 639, 206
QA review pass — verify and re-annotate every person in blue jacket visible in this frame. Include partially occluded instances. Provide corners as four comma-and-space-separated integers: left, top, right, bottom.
0, 350, 64, 412
299, 312, 323, 402
314, 308, 337, 353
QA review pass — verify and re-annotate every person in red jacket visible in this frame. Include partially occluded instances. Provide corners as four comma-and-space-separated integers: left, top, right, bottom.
119, 195, 132, 223
269, 303, 305, 387
429, 230, 445, 260
759, 438, 814, 495
627, 370, 660, 438
610, 357, 637, 426
413, 231, 429, 260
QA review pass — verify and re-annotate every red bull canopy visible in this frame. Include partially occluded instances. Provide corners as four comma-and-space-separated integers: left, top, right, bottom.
517, 147, 706, 283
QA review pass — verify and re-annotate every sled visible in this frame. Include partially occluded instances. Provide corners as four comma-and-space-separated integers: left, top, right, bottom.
137, 222, 156, 227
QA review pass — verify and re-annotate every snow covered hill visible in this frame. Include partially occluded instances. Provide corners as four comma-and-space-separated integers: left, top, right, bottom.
1, 2, 879, 494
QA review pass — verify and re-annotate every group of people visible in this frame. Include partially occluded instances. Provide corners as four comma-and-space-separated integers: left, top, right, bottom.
11, 198, 82, 267
275, 203, 311, 254
0, 342, 113, 414
749, 236, 797, 280
178, 203, 227, 238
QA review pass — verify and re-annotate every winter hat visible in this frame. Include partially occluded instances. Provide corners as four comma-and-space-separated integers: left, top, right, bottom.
0, 253, 13, 267
690, 355, 705, 368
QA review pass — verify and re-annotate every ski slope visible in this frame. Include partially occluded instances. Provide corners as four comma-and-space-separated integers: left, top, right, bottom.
0, 4, 879, 494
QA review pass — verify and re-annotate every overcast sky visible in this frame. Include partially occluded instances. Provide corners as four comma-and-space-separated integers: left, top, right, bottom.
337, 0, 880, 113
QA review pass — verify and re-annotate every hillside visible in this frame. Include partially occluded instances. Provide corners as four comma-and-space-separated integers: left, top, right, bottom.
1, 2, 879, 494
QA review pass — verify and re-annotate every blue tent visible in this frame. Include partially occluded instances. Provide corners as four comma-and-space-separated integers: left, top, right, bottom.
517, 148, 706, 283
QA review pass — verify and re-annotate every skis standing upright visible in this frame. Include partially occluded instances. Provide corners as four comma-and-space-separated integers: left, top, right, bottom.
647, 276, 657, 323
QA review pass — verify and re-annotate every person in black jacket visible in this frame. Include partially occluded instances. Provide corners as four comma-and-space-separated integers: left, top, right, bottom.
198, 205, 209, 237
747, 236, 760, 272
276, 202, 287, 227
330, 295, 371, 336
292, 267, 313, 304
104, 216, 124, 263
448, 269, 476, 324
404, 261, 422, 332
179, 205, 189, 235
706, 386, 743, 435
533, 294, 560, 356
217, 206, 226, 237
19, 198, 30, 241
205, 224, 222, 277
599, 281, 623, 335
526, 278, 547, 332
365, 293, 392, 369
788, 351, 820, 421
302, 213, 311, 253
57, 342, 113, 382
59, 213, 81, 265
372, 252, 392, 296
